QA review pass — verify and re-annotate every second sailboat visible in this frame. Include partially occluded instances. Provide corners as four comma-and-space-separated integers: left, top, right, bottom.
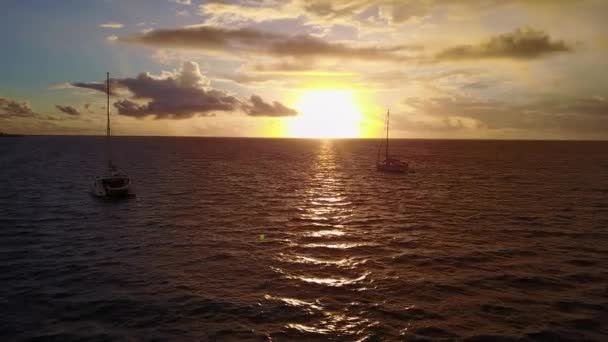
376, 109, 408, 173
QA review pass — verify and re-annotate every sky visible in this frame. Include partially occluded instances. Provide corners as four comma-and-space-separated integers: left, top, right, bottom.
0, 0, 607, 139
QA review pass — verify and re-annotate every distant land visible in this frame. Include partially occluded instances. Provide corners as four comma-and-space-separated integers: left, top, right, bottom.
0, 132, 24, 137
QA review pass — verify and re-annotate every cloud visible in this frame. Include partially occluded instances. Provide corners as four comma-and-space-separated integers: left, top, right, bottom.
84, 103, 94, 113
108, 61, 239, 119
171, 0, 191, 4
200, 0, 299, 24
56, 105, 81, 116
200, 0, 590, 28
137, 21, 157, 27
199, 0, 429, 26
106, 35, 119, 42
71, 61, 297, 119
299, 1, 372, 21
0, 97, 37, 118
557, 96, 608, 116
435, 27, 573, 61
251, 60, 317, 72
99, 22, 124, 29
267, 35, 414, 61
218, 72, 280, 85
402, 95, 608, 137
0, 96, 61, 124
380, 1, 432, 24
120, 26, 415, 62
49, 82, 75, 90
244, 95, 298, 117
71, 81, 111, 94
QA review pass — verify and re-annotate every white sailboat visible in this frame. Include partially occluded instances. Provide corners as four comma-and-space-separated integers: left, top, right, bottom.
376, 109, 408, 173
91, 72, 134, 198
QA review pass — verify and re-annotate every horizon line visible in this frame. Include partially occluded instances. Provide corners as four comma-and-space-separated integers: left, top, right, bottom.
7, 133, 608, 142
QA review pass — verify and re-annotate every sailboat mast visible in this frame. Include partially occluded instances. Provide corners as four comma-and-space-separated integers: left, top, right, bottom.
106, 72, 110, 137
106, 72, 112, 173
385, 109, 389, 160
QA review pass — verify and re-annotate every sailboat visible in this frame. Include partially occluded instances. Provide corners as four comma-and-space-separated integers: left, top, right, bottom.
91, 72, 134, 198
376, 109, 408, 173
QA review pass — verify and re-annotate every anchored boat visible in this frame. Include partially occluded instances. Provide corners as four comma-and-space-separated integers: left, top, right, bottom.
376, 109, 408, 173
91, 72, 134, 198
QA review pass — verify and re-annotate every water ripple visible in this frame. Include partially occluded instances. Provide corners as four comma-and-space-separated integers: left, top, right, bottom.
1, 137, 607, 341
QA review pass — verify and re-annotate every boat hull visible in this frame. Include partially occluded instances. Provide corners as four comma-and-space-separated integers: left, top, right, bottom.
377, 161, 408, 173
91, 175, 133, 198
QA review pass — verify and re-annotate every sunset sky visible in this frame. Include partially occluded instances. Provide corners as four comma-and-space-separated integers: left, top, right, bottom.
1, 0, 607, 139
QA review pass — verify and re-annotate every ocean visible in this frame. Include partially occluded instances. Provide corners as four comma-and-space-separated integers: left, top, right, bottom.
1, 136, 607, 341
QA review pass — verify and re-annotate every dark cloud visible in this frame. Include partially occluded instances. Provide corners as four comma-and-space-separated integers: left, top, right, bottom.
0, 96, 63, 124
436, 27, 573, 61
244, 95, 298, 117
72, 61, 297, 119
114, 61, 237, 119
70, 82, 107, 93
0, 97, 37, 118
121, 26, 414, 62
56, 105, 81, 116
267, 35, 412, 61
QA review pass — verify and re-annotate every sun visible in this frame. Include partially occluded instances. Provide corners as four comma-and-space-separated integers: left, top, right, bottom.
288, 89, 363, 138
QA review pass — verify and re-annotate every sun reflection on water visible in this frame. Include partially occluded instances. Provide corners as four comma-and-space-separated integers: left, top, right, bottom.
267, 140, 378, 338
276, 253, 364, 268
300, 242, 377, 249
285, 310, 378, 337
303, 229, 345, 237
264, 294, 323, 312
289, 271, 371, 287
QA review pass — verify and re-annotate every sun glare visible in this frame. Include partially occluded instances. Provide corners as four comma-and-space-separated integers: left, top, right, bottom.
288, 90, 363, 138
